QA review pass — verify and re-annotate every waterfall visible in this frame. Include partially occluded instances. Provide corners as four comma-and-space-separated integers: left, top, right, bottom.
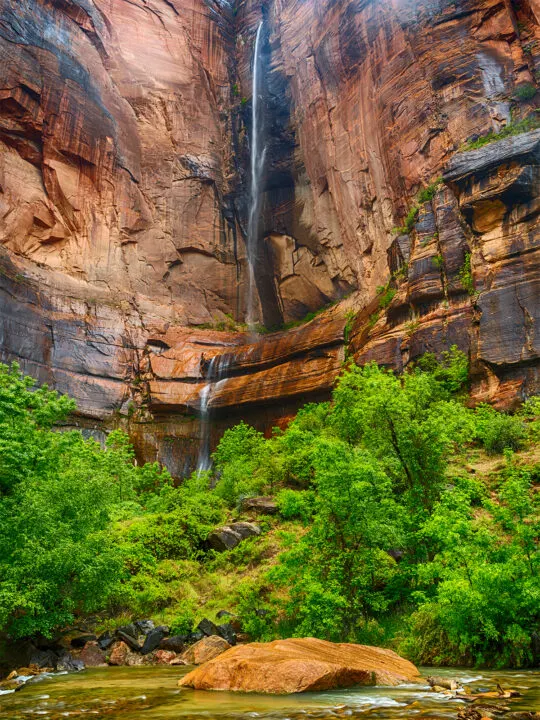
195, 354, 230, 477
246, 21, 266, 328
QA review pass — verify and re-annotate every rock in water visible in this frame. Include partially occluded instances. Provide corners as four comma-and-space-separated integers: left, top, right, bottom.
178, 637, 421, 693
79, 641, 107, 667
141, 626, 169, 655
181, 635, 231, 665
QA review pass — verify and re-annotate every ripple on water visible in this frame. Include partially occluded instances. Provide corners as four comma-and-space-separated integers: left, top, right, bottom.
0, 666, 538, 720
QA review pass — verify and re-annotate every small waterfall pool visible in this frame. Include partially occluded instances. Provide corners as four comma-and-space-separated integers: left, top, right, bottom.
0, 666, 538, 720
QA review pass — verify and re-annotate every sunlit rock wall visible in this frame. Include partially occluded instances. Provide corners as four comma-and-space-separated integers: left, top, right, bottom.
0, 0, 539, 473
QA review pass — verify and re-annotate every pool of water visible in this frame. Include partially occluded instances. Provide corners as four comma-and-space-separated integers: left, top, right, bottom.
0, 665, 537, 719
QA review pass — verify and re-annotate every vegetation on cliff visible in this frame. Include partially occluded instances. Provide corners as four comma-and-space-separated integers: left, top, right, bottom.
0, 356, 538, 668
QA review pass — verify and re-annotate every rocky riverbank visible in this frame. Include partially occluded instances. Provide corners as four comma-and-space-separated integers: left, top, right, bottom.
0, 614, 242, 692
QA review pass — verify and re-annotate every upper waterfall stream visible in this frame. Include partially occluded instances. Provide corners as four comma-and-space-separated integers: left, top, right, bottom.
195, 22, 266, 474
246, 21, 266, 329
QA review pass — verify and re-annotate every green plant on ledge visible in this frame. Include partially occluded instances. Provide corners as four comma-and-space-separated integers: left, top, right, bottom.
405, 318, 420, 336
344, 309, 357, 344
377, 283, 397, 309
458, 252, 476, 296
368, 311, 380, 329
460, 115, 540, 151
432, 254, 444, 271
513, 83, 537, 103
393, 178, 443, 235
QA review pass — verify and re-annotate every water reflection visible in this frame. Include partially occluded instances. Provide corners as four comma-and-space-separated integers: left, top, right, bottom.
0, 666, 538, 719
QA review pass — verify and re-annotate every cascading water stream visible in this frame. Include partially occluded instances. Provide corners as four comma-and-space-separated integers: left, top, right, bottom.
195, 23, 265, 475
246, 21, 266, 329
195, 354, 230, 477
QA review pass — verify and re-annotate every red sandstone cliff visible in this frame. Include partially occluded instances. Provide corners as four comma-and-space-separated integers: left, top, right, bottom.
0, 0, 539, 473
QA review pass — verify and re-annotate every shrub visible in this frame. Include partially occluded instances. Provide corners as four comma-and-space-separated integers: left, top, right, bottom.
276, 489, 314, 522
514, 83, 537, 102
417, 178, 443, 204
475, 405, 526, 454
459, 252, 475, 295
377, 284, 397, 309
169, 603, 196, 636
461, 116, 540, 151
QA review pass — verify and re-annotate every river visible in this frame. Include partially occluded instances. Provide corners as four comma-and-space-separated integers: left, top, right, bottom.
0, 666, 537, 719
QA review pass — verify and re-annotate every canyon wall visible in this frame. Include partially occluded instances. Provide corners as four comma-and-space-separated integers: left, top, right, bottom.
0, 0, 539, 474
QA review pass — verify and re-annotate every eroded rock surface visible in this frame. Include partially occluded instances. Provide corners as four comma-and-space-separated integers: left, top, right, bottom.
1, 0, 539, 472
178, 637, 421, 693
181, 635, 231, 666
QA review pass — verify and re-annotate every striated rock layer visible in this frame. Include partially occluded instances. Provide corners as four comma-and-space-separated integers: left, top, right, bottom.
177, 637, 421, 693
0, 0, 539, 473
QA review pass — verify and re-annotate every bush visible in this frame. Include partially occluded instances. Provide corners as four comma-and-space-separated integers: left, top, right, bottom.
276, 489, 314, 522
169, 603, 196, 636
514, 83, 537, 102
459, 252, 475, 295
475, 405, 526, 454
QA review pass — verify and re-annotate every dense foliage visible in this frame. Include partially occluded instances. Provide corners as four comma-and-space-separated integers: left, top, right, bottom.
0, 364, 172, 638
211, 350, 539, 667
0, 355, 537, 669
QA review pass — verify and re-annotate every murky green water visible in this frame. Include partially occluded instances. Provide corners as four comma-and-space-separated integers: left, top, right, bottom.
0, 666, 538, 719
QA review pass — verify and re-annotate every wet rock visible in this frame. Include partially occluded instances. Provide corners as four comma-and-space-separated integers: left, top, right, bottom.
197, 619, 219, 637
29, 649, 58, 669
117, 624, 138, 640
444, 130, 540, 185
178, 638, 421, 693
240, 497, 278, 515
70, 634, 97, 649
153, 650, 177, 664
108, 641, 130, 666
117, 630, 141, 652
56, 651, 85, 673
125, 652, 145, 667
181, 635, 231, 665
0, 678, 22, 692
134, 619, 155, 635
427, 676, 460, 690
79, 641, 107, 667
141, 626, 169, 655
97, 631, 115, 651
159, 636, 187, 653
217, 623, 236, 646
170, 656, 187, 666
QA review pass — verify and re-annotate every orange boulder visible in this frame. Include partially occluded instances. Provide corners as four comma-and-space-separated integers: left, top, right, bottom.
178, 637, 421, 694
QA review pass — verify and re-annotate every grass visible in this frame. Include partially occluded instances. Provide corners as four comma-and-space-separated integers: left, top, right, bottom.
460, 115, 540, 151
198, 314, 248, 333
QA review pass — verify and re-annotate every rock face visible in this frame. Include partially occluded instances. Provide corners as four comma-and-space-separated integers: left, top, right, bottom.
1, 0, 539, 472
178, 637, 421, 693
